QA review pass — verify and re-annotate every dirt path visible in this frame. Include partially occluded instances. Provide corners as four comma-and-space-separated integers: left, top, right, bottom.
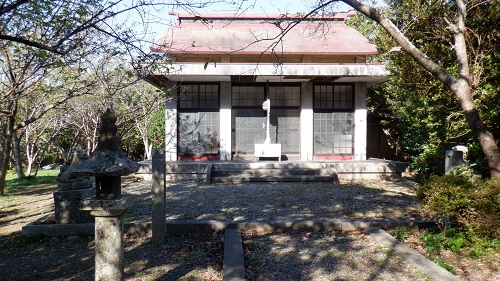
0, 184, 56, 236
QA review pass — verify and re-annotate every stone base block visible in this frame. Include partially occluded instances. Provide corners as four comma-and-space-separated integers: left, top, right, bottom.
54, 188, 95, 224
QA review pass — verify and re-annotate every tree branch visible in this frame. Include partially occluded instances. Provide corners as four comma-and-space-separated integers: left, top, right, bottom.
340, 0, 456, 87
0, 34, 63, 54
0, 0, 28, 16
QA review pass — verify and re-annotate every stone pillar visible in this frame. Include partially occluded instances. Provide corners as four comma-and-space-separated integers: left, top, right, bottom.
95, 216, 123, 281
54, 187, 94, 224
55, 149, 95, 224
152, 149, 166, 245
81, 197, 134, 281
445, 150, 465, 174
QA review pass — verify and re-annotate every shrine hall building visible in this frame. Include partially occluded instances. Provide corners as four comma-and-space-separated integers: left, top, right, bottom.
145, 11, 388, 161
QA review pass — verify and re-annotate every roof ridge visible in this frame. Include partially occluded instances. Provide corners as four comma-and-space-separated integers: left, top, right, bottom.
168, 11, 356, 22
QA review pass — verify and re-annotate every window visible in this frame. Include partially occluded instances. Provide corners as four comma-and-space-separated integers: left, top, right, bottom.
179, 83, 219, 110
231, 85, 264, 107
177, 83, 220, 157
313, 84, 353, 110
269, 85, 300, 107
313, 84, 354, 156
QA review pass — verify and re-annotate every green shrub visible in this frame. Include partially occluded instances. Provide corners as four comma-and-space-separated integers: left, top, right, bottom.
418, 175, 500, 240
443, 228, 465, 252
420, 228, 466, 256
420, 230, 446, 254
391, 228, 410, 242
434, 259, 456, 274
448, 162, 481, 182
409, 144, 447, 180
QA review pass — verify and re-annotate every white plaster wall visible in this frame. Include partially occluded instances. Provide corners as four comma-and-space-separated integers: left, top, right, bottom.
165, 101, 177, 161
219, 81, 232, 161
354, 82, 367, 160
300, 82, 314, 160
165, 83, 178, 161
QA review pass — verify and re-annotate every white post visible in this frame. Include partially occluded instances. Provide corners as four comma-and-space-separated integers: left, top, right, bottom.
219, 81, 232, 160
354, 82, 367, 161
300, 82, 314, 161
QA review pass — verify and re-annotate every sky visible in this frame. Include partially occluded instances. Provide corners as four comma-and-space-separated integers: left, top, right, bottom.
116, 0, 352, 52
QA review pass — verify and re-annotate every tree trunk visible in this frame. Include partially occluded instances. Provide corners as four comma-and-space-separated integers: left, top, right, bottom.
0, 149, 7, 196
0, 116, 15, 195
146, 143, 153, 160
142, 132, 153, 160
13, 131, 26, 179
0, 120, 6, 195
450, 0, 500, 177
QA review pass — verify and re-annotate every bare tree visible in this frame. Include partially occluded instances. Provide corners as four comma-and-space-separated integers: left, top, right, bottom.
0, 33, 109, 194
117, 82, 166, 160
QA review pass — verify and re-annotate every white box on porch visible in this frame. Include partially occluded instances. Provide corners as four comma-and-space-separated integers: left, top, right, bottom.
254, 144, 281, 161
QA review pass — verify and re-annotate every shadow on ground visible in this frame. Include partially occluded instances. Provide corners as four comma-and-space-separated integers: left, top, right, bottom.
0, 231, 223, 281
242, 230, 427, 281
124, 180, 421, 223
1, 179, 424, 281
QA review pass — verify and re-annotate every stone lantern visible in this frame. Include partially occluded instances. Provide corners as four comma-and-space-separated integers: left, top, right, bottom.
73, 106, 140, 281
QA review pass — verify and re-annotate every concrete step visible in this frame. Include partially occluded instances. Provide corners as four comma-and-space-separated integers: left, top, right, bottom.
211, 174, 336, 183
212, 162, 336, 170
210, 162, 338, 183
212, 168, 332, 177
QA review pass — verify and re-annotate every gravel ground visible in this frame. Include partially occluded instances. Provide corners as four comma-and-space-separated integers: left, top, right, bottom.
123, 179, 422, 223
243, 230, 428, 281
1, 178, 430, 280
120, 179, 428, 281
0, 231, 224, 281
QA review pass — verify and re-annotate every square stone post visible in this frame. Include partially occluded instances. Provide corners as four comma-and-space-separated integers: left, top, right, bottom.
81, 198, 134, 281
152, 149, 166, 245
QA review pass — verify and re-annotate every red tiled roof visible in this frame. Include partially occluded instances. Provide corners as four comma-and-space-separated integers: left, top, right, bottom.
151, 12, 377, 56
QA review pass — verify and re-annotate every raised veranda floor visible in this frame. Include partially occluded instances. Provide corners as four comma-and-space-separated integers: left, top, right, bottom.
135, 159, 407, 182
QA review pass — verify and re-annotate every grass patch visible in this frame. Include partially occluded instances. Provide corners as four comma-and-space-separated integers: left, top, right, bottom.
391, 228, 411, 242
434, 258, 456, 274
1, 170, 59, 209
3, 169, 59, 194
